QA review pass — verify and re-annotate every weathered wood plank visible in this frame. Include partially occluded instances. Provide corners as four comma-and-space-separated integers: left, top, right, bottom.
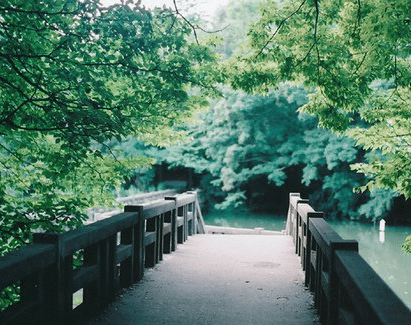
176, 216, 184, 227
115, 244, 133, 264
72, 265, 99, 293
309, 218, 357, 259
0, 299, 42, 325
0, 243, 56, 290
297, 202, 315, 224
59, 212, 139, 255
335, 250, 411, 325
163, 223, 171, 234
141, 201, 176, 219
166, 193, 195, 208
144, 231, 156, 246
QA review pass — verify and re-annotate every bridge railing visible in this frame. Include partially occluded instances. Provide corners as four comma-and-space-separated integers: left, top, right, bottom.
0, 191, 204, 325
88, 189, 181, 221
287, 193, 411, 325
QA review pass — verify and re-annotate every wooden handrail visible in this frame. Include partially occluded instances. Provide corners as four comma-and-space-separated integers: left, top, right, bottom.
88, 189, 181, 221
0, 243, 56, 290
286, 193, 411, 325
335, 250, 411, 324
0, 191, 202, 325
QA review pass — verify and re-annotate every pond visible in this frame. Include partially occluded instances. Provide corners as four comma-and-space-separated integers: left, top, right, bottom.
203, 210, 286, 231
329, 220, 411, 310
203, 211, 411, 309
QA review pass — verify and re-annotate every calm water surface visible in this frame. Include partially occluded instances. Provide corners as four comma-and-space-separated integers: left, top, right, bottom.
203, 211, 411, 309
203, 211, 286, 231
329, 220, 411, 309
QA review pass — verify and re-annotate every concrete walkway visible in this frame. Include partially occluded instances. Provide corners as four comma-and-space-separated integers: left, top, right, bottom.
86, 235, 320, 325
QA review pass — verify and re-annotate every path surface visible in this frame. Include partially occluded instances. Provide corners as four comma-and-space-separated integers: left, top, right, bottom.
86, 235, 320, 325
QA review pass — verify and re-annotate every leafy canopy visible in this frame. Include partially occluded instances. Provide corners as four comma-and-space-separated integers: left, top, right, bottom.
154, 0, 397, 222
227, 0, 411, 198
0, 0, 217, 255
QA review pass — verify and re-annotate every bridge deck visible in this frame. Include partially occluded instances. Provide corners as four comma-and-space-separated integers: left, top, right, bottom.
86, 234, 319, 325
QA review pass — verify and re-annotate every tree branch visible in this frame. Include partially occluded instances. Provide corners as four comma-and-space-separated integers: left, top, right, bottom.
172, 0, 199, 44
254, 0, 307, 59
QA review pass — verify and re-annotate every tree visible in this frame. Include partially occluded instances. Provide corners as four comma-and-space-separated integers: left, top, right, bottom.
163, 86, 307, 210
227, 0, 411, 199
163, 83, 391, 220
0, 0, 217, 255
151, 0, 399, 222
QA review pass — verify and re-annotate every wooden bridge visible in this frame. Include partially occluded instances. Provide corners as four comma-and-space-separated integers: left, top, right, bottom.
1, 191, 411, 324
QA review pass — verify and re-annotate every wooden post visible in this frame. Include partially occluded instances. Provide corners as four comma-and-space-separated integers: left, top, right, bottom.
195, 198, 206, 234
99, 235, 116, 304
187, 190, 206, 235
163, 210, 172, 254
158, 213, 165, 261
120, 227, 134, 288
171, 205, 177, 251
33, 233, 70, 325
123, 206, 145, 281
286, 193, 300, 236
177, 208, 184, 244
165, 196, 179, 249
327, 241, 358, 325
133, 217, 145, 281
182, 205, 188, 242
145, 216, 157, 268
191, 198, 197, 235
304, 211, 323, 286
83, 242, 100, 310
294, 199, 309, 255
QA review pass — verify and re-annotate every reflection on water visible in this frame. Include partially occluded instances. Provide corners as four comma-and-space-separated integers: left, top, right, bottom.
329, 220, 411, 310
203, 211, 411, 309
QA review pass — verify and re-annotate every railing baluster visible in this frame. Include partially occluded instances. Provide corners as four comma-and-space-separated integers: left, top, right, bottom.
119, 226, 134, 287
133, 217, 145, 282
83, 242, 99, 310
170, 204, 178, 251
145, 216, 157, 268
33, 233, 66, 325
163, 210, 172, 254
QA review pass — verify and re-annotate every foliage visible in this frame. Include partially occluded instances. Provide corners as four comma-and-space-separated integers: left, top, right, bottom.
291, 124, 365, 219
0, 285, 19, 312
155, 0, 400, 222
402, 235, 411, 254
164, 84, 306, 207
0, 0, 218, 257
226, 0, 411, 200
163, 83, 389, 220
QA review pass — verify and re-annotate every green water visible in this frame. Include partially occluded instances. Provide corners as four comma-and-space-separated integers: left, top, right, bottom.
203, 211, 411, 309
203, 211, 286, 231
329, 220, 411, 310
